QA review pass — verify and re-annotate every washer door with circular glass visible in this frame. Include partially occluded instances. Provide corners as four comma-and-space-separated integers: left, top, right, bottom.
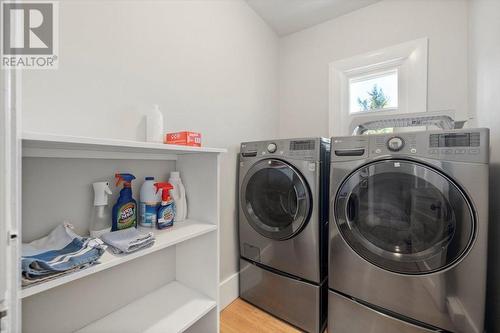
335, 159, 475, 275
241, 159, 312, 240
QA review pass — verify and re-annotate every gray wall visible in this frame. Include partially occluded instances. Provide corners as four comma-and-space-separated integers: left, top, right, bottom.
468, 0, 500, 331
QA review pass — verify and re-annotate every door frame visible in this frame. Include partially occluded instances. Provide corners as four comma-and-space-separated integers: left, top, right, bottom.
1, 67, 22, 332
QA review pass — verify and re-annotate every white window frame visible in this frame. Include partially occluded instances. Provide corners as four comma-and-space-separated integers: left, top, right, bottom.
329, 37, 428, 136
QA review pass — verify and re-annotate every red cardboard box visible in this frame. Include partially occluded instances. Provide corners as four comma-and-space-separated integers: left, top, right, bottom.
165, 131, 202, 147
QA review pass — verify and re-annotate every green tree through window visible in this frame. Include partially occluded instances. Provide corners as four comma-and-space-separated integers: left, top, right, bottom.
357, 84, 390, 111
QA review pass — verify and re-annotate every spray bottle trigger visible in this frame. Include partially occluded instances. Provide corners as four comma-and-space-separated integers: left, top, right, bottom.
104, 182, 112, 195
154, 182, 174, 202
115, 174, 123, 186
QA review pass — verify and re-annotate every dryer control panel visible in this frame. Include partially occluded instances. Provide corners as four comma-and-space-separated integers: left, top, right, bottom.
331, 128, 489, 164
241, 138, 328, 161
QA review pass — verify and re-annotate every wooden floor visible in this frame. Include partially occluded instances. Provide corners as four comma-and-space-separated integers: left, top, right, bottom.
221, 298, 301, 333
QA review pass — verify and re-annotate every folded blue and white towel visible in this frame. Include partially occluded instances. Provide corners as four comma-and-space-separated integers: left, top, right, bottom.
22, 223, 106, 285
101, 228, 155, 254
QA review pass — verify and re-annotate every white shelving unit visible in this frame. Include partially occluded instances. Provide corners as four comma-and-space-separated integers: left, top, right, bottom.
18, 132, 225, 333
22, 132, 226, 160
76, 281, 216, 333
21, 221, 217, 299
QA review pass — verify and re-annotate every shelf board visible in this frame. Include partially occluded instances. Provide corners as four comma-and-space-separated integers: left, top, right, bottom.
76, 280, 216, 333
21, 220, 217, 298
22, 132, 227, 160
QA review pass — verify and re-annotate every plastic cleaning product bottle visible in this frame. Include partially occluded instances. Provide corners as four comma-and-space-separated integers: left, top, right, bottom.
140, 176, 161, 227
112, 173, 137, 231
146, 104, 164, 143
154, 182, 175, 229
90, 181, 113, 238
168, 171, 187, 222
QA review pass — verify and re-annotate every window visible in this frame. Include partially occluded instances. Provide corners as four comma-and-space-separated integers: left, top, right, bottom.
349, 70, 398, 114
329, 38, 428, 136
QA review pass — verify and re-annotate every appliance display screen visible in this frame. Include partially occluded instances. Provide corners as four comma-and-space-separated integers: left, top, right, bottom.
429, 133, 480, 147
290, 140, 315, 151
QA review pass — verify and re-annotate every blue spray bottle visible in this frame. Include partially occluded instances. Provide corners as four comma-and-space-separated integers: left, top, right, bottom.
112, 173, 137, 231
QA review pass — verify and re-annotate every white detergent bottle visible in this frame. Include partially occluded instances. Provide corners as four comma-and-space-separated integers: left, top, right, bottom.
168, 171, 187, 222
140, 176, 162, 227
146, 104, 164, 143
90, 181, 113, 238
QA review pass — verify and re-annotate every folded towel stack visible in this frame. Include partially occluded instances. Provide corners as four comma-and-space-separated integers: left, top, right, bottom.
100, 228, 155, 254
22, 223, 106, 286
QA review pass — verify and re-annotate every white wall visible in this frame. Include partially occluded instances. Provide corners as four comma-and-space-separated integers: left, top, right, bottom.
468, 0, 500, 331
21, 0, 279, 283
278, 0, 469, 138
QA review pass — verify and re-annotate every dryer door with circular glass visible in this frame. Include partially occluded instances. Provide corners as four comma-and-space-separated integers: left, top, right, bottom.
334, 159, 475, 275
241, 159, 312, 240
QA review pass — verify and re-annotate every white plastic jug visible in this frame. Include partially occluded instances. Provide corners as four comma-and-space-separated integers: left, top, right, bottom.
146, 104, 164, 143
168, 171, 187, 222
140, 176, 161, 227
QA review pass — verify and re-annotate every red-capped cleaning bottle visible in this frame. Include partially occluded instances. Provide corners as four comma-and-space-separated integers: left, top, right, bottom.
154, 182, 175, 229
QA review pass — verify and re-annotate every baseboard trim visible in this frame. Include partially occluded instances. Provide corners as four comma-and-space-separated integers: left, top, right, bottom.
220, 272, 239, 311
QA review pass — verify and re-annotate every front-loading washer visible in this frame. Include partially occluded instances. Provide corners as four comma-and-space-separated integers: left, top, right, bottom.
239, 138, 330, 333
328, 128, 489, 333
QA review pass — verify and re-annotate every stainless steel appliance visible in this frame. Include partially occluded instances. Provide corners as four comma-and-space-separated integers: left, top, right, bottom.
239, 138, 330, 333
328, 128, 489, 333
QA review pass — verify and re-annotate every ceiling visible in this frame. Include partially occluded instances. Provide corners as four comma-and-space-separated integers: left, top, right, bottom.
246, 0, 381, 36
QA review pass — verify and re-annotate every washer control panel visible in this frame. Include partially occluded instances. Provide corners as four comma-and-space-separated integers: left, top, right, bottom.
331, 128, 489, 163
267, 143, 277, 153
387, 137, 405, 151
429, 132, 480, 148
